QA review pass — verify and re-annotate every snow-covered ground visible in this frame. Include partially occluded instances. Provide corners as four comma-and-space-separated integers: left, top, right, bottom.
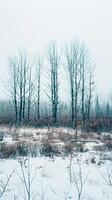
0, 126, 112, 199
0, 154, 112, 200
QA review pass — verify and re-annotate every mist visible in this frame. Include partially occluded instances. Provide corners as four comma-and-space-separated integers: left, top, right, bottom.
0, 0, 112, 99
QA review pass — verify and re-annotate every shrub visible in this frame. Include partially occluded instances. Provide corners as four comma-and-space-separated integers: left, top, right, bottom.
0, 143, 17, 158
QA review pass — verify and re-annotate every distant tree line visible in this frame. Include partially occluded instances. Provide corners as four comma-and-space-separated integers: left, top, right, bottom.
0, 40, 112, 133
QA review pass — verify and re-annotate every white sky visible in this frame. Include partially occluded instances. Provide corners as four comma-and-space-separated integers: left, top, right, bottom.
0, 0, 112, 99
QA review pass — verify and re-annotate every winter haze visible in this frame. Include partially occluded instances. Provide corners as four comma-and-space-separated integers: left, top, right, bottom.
0, 0, 111, 99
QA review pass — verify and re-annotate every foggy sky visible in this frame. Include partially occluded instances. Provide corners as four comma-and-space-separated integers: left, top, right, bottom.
0, 0, 112, 100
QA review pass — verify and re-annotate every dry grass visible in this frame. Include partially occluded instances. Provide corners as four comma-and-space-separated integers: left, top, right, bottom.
0, 125, 112, 158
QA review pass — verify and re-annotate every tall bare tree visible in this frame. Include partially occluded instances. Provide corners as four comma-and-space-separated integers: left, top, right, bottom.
9, 57, 19, 122
8, 52, 30, 123
86, 68, 94, 121
27, 66, 32, 121
47, 43, 60, 125
18, 52, 30, 123
64, 41, 81, 136
22, 56, 28, 120
80, 44, 92, 130
33, 55, 43, 120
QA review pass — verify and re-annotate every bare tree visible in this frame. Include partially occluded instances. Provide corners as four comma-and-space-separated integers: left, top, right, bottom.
18, 54, 24, 123
80, 44, 94, 132
33, 55, 43, 120
86, 68, 94, 121
22, 56, 28, 120
27, 66, 33, 121
8, 51, 30, 123
47, 42, 60, 125
95, 95, 101, 118
8, 57, 19, 122
64, 41, 81, 137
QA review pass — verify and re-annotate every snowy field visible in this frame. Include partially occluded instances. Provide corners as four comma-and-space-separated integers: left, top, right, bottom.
0, 154, 112, 200
0, 127, 112, 199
